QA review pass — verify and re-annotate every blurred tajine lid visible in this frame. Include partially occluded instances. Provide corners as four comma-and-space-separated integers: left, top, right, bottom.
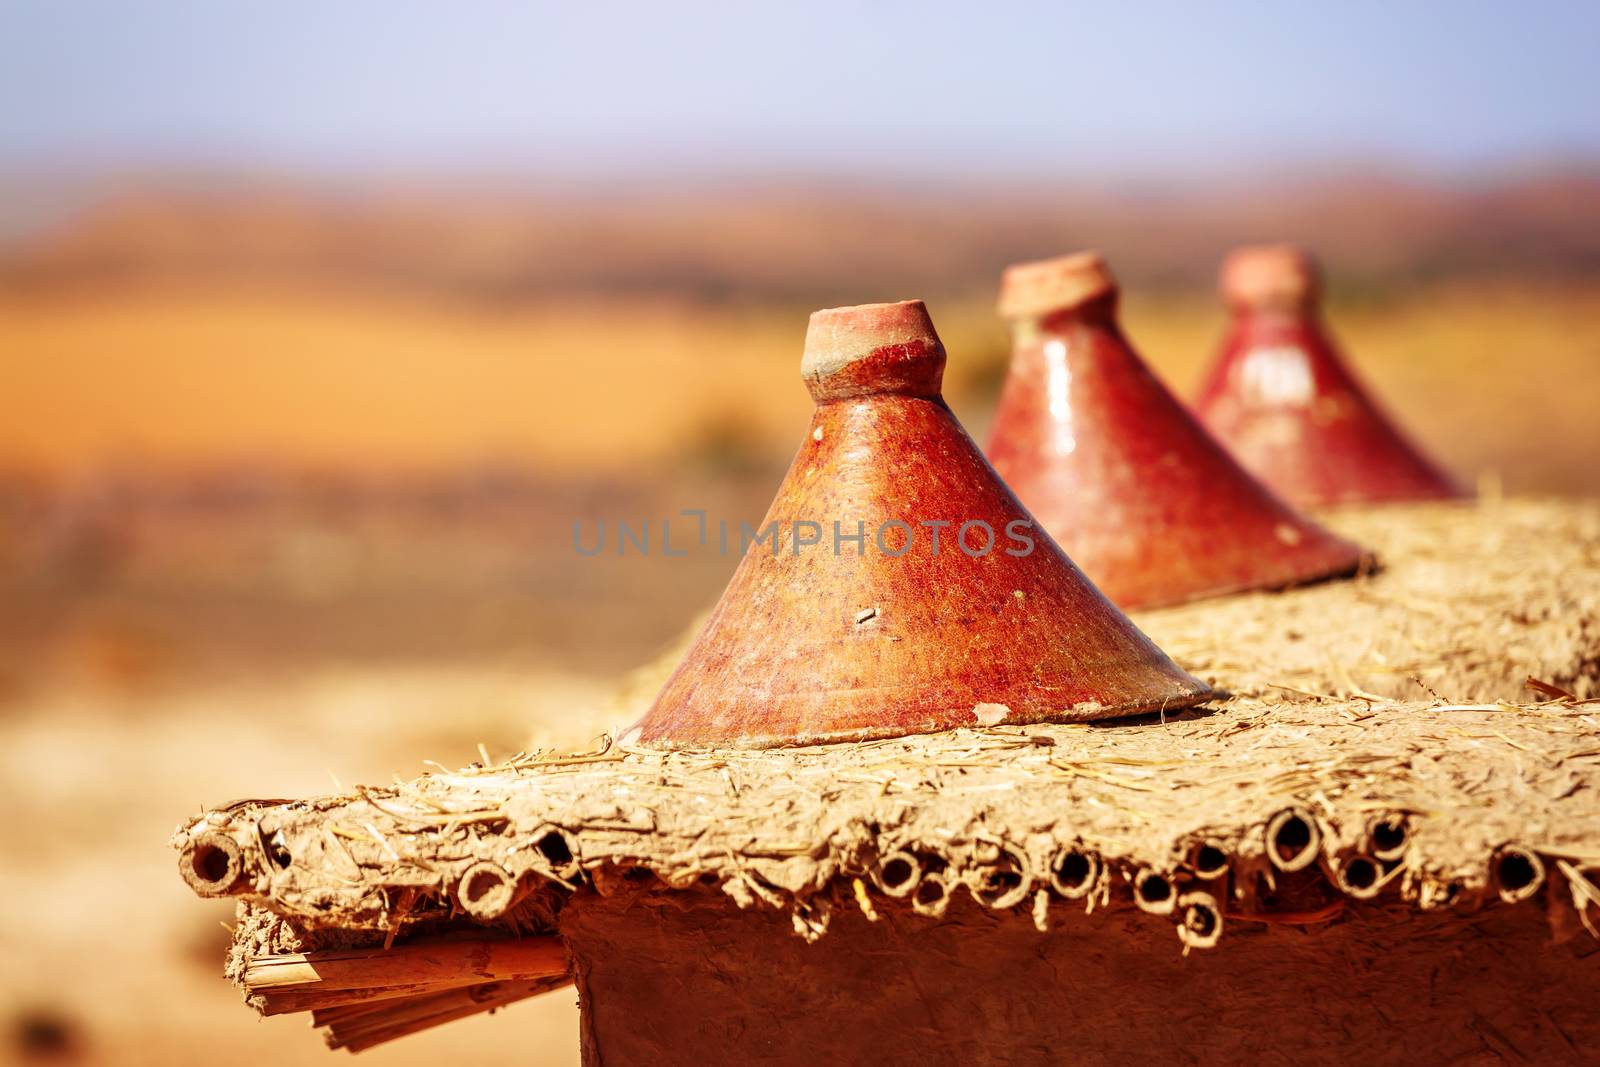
1220, 244, 1320, 310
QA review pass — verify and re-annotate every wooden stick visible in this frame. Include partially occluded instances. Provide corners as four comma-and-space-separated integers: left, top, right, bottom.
323, 977, 570, 1053
308, 978, 568, 1030
327, 985, 516, 1042
244, 935, 567, 994
259, 977, 485, 1017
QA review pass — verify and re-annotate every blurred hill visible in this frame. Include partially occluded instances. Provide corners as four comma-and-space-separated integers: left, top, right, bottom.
1, 167, 1596, 689
4, 168, 1600, 304
2, 167, 1598, 488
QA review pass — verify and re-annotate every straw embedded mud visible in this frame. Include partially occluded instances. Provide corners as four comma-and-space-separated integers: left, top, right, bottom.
177, 692, 1600, 950
174, 682, 1600, 1055
1137, 496, 1600, 702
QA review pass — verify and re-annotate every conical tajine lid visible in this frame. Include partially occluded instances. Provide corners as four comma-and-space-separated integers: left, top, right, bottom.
987, 252, 1368, 610
1193, 244, 1463, 507
636, 300, 1211, 748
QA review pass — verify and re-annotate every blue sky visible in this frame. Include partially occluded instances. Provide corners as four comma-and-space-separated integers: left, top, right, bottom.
1, 0, 1597, 175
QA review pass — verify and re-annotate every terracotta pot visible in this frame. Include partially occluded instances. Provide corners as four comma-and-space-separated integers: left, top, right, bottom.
986, 252, 1366, 610
1193, 244, 1463, 507
635, 300, 1211, 748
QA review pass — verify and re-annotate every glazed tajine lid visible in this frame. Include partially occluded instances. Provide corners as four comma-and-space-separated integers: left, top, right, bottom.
985, 249, 1368, 610
1195, 244, 1464, 505
631, 299, 1211, 748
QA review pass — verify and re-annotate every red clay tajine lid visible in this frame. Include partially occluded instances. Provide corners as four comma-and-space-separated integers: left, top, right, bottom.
1193, 244, 1464, 507
986, 251, 1368, 611
634, 300, 1211, 748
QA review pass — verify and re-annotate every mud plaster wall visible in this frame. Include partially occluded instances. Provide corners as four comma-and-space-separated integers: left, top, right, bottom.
562, 889, 1600, 1067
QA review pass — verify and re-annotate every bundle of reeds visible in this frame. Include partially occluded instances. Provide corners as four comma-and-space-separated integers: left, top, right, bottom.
242, 935, 569, 1052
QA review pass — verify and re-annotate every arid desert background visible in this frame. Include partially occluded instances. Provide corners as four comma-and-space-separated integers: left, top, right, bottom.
3, 3, 1600, 1064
